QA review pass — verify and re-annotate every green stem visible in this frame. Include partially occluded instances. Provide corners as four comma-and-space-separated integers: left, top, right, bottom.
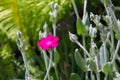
44, 51, 53, 80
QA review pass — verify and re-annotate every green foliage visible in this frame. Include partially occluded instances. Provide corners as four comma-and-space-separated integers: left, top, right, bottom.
70, 73, 81, 80
0, 0, 120, 79
74, 49, 88, 72
89, 58, 97, 72
54, 50, 60, 64
76, 17, 88, 35
0, 44, 15, 79
0, 0, 72, 79
102, 62, 113, 75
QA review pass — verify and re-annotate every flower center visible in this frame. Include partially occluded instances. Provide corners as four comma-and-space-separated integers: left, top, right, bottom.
46, 41, 52, 46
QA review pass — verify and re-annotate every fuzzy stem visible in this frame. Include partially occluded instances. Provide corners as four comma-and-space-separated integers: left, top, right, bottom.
52, 22, 59, 80
83, 36, 86, 59
71, 0, 79, 18
53, 23, 56, 36
102, 0, 117, 24
44, 51, 53, 80
103, 42, 107, 63
16, 32, 30, 80
82, 0, 87, 58
83, 36, 88, 80
104, 75, 107, 80
95, 56, 100, 80
83, 0, 87, 15
82, 0, 88, 79
103, 0, 120, 38
96, 72, 100, 80
75, 40, 91, 58
91, 71, 95, 80
117, 55, 120, 62
21, 51, 30, 80
42, 51, 50, 80
53, 49, 59, 80
110, 29, 115, 60
54, 64, 59, 80
82, 0, 87, 20
111, 40, 120, 63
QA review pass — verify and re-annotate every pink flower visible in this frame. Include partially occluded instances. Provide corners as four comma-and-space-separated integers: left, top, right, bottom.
38, 35, 59, 50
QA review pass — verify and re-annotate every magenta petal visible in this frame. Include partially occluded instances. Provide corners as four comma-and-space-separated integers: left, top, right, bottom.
41, 45, 49, 50
37, 34, 59, 50
38, 38, 45, 47
46, 35, 53, 40
52, 36, 59, 43
50, 43, 58, 47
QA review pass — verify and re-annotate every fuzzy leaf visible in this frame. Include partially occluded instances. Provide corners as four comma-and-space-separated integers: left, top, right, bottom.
74, 49, 88, 72
99, 44, 109, 69
99, 45, 105, 69
89, 59, 97, 72
102, 62, 113, 75
70, 73, 81, 80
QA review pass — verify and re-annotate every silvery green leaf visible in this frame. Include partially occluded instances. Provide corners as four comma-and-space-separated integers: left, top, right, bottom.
70, 73, 81, 80
82, 12, 89, 27
74, 49, 88, 72
99, 44, 109, 69
99, 45, 104, 68
89, 58, 97, 72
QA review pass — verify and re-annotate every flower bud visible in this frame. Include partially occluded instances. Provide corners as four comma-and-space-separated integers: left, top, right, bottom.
89, 24, 97, 38
69, 31, 78, 43
16, 31, 22, 39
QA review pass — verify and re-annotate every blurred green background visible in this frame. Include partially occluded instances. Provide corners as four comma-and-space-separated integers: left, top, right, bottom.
0, 0, 120, 80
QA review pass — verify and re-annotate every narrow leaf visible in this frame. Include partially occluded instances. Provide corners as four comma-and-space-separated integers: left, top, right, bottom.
99, 44, 109, 69
54, 50, 60, 64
